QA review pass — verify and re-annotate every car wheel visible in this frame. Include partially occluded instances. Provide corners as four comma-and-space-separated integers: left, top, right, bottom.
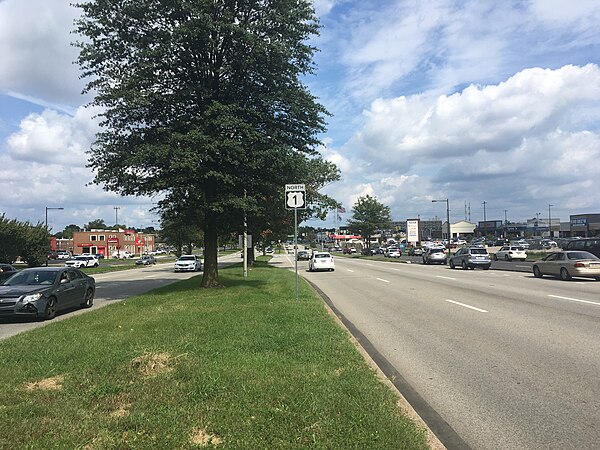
595, 276, 600, 281
533, 266, 543, 278
493, 254, 498, 261
81, 289, 94, 308
461, 260, 467, 270
505, 255, 510, 261
560, 268, 571, 281
44, 297, 57, 320
422, 258, 427, 265
449, 260, 455, 269
94, 263, 99, 267
483, 265, 490, 270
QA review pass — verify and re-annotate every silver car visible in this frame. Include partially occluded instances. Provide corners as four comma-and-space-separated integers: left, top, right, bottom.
449, 247, 491, 270
532, 251, 600, 281
422, 247, 447, 265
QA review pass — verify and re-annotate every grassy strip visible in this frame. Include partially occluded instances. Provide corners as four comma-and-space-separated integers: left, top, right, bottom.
0, 261, 428, 449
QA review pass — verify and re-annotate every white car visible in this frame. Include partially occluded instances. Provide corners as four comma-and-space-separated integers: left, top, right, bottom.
494, 246, 527, 261
65, 255, 99, 268
174, 255, 202, 272
385, 247, 402, 258
308, 252, 335, 272
112, 251, 134, 258
56, 250, 71, 260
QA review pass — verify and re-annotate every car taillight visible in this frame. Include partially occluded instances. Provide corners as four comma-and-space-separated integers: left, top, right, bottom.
574, 262, 585, 268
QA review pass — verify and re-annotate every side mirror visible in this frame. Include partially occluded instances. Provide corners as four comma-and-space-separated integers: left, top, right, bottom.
60, 278, 69, 284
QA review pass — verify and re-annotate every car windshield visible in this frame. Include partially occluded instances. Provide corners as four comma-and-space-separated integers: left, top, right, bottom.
179, 256, 196, 261
470, 248, 488, 254
315, 253, 331, 258
74, 256, 88, 260
431, 249, 445, 254
4, 270, 57, 286
567, 251, 598, 260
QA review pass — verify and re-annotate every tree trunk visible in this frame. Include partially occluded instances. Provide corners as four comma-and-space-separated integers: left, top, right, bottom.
201, 215, 222, 288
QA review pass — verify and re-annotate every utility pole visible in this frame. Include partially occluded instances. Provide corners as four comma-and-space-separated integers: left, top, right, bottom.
548, 204, 554, 238
114, 206, 120, 226
504, 209, 508, 238
482, 201, 487, 222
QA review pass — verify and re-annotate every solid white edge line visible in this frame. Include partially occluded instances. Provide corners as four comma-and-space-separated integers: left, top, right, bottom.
548, 294, 600, 306
436, 275, 456, 280
445, 299, 488, 313
347, 269, 354, 272
376, 278, 390, 283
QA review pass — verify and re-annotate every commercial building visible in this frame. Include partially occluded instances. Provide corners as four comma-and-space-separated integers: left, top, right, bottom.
570, 214, 600, 237
72, 229, 155, 257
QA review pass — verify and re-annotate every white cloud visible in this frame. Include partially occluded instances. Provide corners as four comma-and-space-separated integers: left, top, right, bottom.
0, 0, 84, 108
7, 106, 101, 166
529, 0, 600, 26
355, 64, 600, 167
327, 64, 600, 221
312, 0, 338, 16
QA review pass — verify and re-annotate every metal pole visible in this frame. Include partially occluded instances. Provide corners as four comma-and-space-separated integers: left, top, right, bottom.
446, 199, 450, 251
45, 207, 49, 267
548, 204, 553, 238
243, 193, 248, 278
294, 207, 299, 302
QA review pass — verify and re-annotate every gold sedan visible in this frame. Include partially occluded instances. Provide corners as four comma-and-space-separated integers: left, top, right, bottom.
532, 251, 600, 281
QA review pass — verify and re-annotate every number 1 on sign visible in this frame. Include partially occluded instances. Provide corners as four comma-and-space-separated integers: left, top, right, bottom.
287, 192, 305, 208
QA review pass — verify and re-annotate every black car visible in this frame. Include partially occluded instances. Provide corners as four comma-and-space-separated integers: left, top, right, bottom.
0, 267, 95, 320
0, 264, 18, 284
565, 238, 600, 259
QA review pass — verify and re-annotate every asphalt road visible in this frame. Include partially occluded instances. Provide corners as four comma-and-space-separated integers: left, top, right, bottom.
0, 254, 240, 341
275, 252, 600, 450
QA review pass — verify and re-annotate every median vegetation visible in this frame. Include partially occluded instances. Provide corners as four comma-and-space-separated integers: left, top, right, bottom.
0, 261, 428, 449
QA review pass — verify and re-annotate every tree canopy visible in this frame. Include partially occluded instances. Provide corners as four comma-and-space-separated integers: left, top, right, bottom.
347, 195, 391, 250
0, 214, 48, 267
74, 0, 335, 287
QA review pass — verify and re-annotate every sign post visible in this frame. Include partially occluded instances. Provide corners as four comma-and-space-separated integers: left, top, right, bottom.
285, 184, 306, 301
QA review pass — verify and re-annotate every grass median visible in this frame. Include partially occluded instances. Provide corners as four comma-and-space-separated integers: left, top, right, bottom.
0, 261, 428, 449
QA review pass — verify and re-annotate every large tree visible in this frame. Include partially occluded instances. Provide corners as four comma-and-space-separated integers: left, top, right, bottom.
0, 215, 48, 267
347, 195, 391, 250
74, 0, 331, 287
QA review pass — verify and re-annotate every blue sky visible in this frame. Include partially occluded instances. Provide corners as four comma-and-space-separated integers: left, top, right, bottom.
1, 0, 600, 233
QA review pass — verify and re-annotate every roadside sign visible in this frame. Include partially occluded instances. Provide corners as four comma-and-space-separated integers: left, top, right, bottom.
407, 219, 420, 243
285, 184, 306, 209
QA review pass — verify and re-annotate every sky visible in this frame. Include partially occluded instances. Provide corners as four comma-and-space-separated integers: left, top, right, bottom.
1, 0, 600, 234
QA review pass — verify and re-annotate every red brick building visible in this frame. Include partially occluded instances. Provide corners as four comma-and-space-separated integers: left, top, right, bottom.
72, 229, 155, 258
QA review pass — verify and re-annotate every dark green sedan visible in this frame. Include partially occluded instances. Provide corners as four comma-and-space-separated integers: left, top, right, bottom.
0, 267, 95, 320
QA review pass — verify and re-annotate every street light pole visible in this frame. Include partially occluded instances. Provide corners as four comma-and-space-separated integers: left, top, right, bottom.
45, 206, 64, 266
432, 199, 450, 253
548, 204, 554, 238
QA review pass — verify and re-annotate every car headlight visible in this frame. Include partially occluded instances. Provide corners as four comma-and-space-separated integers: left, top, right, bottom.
21, 293, 44, 303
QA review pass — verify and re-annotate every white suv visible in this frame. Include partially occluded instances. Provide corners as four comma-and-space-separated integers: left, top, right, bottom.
65, 255, 99, 268
174, 255, 202, 272
494, 246, 527, 262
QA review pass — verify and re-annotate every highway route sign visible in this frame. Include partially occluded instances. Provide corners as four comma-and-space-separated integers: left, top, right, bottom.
285, 184, 306, 209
